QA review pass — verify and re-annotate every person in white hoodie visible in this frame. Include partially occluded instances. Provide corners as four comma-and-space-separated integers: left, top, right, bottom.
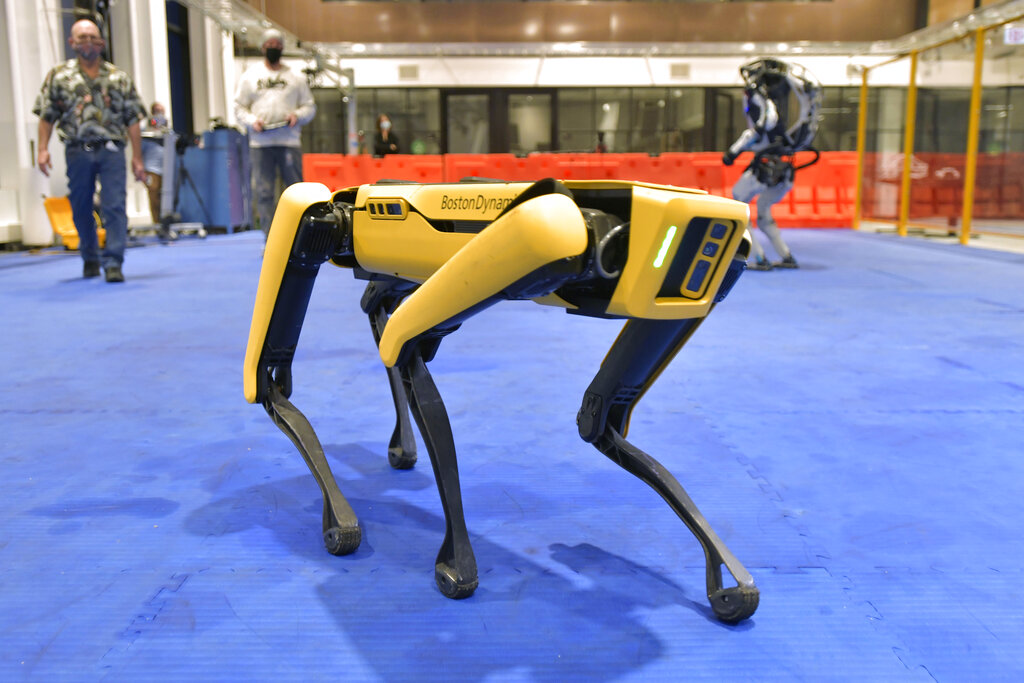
234, 28, 316, 238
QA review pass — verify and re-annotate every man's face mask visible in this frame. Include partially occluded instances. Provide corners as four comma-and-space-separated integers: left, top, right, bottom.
265, 47, 283, 64
72, 37, 103, 61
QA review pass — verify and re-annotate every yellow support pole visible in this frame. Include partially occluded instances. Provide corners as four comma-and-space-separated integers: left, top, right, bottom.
898, 51, 919, 238
961, 28, 986, 246
854, 67, 869, 231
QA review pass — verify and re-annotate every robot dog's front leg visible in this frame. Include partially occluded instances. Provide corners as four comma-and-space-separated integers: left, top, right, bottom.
401, 346, 478, 599
376, 182, 591, 598
577, 314, 759, 624
243, 183, 362, 555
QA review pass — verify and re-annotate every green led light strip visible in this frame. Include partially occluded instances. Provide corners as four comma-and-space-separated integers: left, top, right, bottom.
652, 225, 677, 268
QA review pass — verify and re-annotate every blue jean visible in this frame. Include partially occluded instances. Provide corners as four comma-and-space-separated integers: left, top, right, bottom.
65, 143, 128, 268
250, 146, 303, 238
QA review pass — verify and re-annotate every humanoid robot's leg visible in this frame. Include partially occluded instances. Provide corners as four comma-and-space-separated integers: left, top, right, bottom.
757, 180, 796, 267
746, 230, 771, 269
362, 280, 419, 469
400, 349, 479, 599
732, 171, 772, 270
577, 318, 758, 623
263, 380, 362, 555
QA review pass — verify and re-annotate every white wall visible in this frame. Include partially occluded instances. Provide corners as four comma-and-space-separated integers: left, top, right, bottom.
189, 12, 235, 131
1, 0, 66, 245
111, 0, 171, 228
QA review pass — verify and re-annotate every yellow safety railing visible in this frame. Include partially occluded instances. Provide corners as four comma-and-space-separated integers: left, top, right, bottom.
856, 12, 1024, 245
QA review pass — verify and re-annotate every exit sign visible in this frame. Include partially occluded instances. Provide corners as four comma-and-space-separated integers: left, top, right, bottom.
1006, 25, 1024, 45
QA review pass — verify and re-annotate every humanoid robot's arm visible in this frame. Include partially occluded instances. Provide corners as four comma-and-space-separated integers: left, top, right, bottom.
244, 178, 751, 403
725, 90, 777, 162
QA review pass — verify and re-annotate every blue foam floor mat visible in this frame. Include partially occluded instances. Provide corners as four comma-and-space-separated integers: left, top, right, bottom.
1, 227, 1022, 680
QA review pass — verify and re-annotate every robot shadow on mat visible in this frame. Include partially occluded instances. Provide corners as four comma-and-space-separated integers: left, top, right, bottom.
184, 446, 748, 679
312, 508, 752, 680
243, 176, 758, 623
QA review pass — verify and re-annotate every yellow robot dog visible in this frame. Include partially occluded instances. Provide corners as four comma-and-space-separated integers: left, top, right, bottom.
244, 177, 758, 622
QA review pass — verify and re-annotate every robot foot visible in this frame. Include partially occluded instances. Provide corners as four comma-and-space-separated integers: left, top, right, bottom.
323, 524, 362, 556
434, 561, 479, 599
709, 584, 760, 623
775, 255, 799, 269
387, 446, 418, 469
748, 258, 773, 271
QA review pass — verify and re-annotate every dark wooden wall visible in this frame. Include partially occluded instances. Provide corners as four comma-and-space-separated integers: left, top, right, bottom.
241, 0, 919, 45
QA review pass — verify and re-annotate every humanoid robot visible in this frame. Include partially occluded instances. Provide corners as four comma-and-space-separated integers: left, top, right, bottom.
723, 58, 822, 270
244, 177, 759, 622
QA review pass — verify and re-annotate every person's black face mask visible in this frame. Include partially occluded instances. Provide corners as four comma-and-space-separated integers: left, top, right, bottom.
265, 47, 282, 65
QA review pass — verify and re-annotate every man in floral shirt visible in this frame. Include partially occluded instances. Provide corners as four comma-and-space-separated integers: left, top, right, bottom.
34, 18, 147, 282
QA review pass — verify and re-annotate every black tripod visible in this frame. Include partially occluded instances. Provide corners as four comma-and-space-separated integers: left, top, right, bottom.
158, 135, 210, 240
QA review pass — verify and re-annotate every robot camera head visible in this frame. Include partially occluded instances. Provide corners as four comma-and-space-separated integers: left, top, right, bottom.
740, 58, 790, 90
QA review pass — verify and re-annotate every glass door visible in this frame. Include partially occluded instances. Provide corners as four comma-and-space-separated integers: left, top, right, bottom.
508, 93, 552, 153
445, 93, 490, 153
442, 89, 557, 153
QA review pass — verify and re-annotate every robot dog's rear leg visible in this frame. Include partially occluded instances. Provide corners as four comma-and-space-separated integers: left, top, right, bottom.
370, 308, 417, 469
264, 379, 362, 555
577, 317, 758, 623
401, 350, 478, 599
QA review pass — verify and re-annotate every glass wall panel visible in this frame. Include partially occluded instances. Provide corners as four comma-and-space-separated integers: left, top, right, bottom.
367, 89, 406, 154
508, 93, 552, 153
303, 89, 348, 153
910, 39, 975, 233
629, 88, 667, 153
710, 88, 746, 153
594, 88, 632, 153
860, 59, 911, 226
665, 87, 705, 151
817, 87, 859, 152
406, 89, 441, 154
312, 85, 863, 156
556, 89, 595, 152
447, 93, 490, 153
975, 23, 1024, 238
558, 89, 591, 151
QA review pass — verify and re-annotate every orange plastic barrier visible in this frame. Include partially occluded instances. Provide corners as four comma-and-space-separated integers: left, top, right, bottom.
859, 152, 1024, 225
304, 154, 444, 190
304, 151, 862, 227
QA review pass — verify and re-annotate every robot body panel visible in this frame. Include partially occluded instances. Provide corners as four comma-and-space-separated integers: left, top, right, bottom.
352, 211, 474, 282
605, 186, 749, 320
377, 191, 589, 367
